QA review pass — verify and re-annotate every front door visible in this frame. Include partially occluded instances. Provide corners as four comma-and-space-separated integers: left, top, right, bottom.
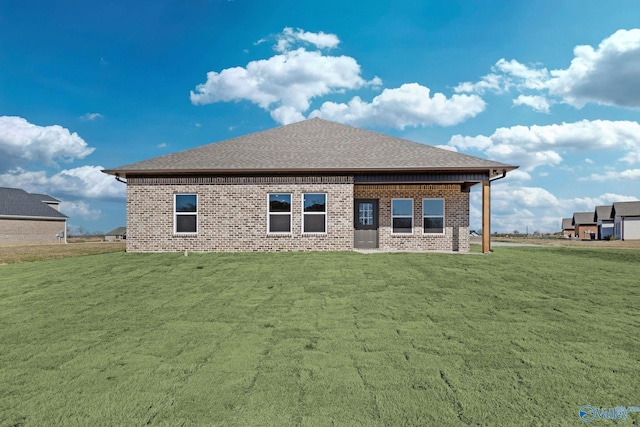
354, 199, 379, 249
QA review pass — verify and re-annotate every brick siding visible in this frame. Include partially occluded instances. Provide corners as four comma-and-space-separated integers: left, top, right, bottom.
125, 178, 470, 252
354, 184, 469, 252
0, 218, 67, 245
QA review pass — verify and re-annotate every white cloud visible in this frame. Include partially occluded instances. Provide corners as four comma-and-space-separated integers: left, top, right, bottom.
548, 29, 640, 108
0, 166, 125, 201
455, 29, 640, 112
59, 200, 102, 220
191, 27, 485, 127
0, 116, 94, 172
275, 27, 340, 52
80, 113, 103, 121
583, 168, 640, 181
469, 183, 639, 233
309, 83, 486, 129
512, 95, 552, 113
449, 120, 640, 171
190, 47, 377, 124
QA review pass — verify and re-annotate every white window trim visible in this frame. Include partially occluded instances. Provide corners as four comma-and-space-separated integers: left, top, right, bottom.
422, 198, 445, 235
174, 194, 198, 235
302, 193, 328, 235
391, 198, 413, 235
267, 193, 292, 235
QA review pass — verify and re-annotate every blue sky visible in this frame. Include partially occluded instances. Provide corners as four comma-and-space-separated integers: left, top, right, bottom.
2, 0, 640, 234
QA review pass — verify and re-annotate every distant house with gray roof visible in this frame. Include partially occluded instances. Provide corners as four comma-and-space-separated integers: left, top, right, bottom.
612, 201, 640, 240
561, 218, 574, 238
105, 227, 126, 242
572, 212, 597, 240
594, 205, 614, 240
103, 118, 517, 253
0, 187, 68, 244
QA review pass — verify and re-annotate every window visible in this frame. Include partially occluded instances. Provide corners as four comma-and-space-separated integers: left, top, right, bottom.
175, 194, 197, 233
303, 193, 327, 233
391, 198, 413, 234
268, 193, 292, 233
423, 199, 444, 234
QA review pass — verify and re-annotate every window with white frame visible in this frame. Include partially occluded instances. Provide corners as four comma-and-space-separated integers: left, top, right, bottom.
268, 193, 292, 233
174, 194, 197, 234
391, 198, 413, 234
303, 193, 327, 233
423, 198, 444, 234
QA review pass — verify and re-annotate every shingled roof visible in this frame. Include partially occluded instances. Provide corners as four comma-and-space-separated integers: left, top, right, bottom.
594, 205, 613, 222
103, 118, 517, 178
0, 187, 68, 219
572, 212, 596, 225
562, 218, 574, 230
612, 201, 640, 217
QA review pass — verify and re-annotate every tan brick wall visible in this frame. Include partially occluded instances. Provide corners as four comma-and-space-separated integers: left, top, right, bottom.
0, 218, 67, 245
125, 179, 470, 253
126, 181, 354, 252
354, 184, 470, 252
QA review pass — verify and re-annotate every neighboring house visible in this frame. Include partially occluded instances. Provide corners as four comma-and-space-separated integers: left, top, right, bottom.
103, 118, 517, 253
105, 227, 127, 242
0, 187, 68, 244
594, 205, 614, 240
612, 201, 640, 240
572, 212, 598, 240
561, 218, 574, 238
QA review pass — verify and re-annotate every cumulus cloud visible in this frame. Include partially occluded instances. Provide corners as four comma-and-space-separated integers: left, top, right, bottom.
548, 29, 640, 108
309, 83, 486, 129
448, 120, 640, 171
190, 27, 483, 127
455, 29, 640, 112
59, 201, 102, 220
190, 28, 379, 124
0, 116, 94, 172
469, 183, 638, 234
583, 168, 640, 181
0, 166, 125, 201
513, 95, 552, 113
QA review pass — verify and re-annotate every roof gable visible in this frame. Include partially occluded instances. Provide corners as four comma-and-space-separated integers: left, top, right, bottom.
612, 201, 640, 217
0, 187, 68, 219
594, 205, 613, 221
572, 212, 596, 225
103, 118, 517, 177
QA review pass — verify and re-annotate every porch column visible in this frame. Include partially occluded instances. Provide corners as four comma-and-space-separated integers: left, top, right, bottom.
482, 180, 491, 253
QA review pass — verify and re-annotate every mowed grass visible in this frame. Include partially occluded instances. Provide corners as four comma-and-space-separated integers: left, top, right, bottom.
1, 248, 639, 426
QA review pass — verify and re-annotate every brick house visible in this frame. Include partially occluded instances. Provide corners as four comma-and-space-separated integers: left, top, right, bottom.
572, 212, 597, 240
103, 119, 517, 253
0, 187, 68, 244
561, 218, 574, 238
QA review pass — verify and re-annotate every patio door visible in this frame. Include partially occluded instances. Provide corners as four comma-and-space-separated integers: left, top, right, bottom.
354, 199, 379, 249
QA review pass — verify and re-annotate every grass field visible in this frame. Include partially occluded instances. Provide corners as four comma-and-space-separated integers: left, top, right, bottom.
1, 247, 639, 426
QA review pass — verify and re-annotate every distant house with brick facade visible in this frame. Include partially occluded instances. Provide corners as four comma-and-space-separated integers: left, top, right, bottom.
572, 211, 597, 240
561, 218, 574, 238
0, 187, 68, 244
102, 118, 517, 253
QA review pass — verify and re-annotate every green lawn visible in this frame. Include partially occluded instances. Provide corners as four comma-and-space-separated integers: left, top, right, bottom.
1, 248, 639, 426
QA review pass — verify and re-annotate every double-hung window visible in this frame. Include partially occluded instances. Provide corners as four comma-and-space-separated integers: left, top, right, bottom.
174, 194, 197, 234
268, 193, 292, 233
303, 193, 327, 233
391, 198, 413, 234
423, 199, 444, 234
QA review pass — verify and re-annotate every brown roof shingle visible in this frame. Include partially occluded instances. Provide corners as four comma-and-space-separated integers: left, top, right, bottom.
612, 201, 640, 217
103, 118, 517, 177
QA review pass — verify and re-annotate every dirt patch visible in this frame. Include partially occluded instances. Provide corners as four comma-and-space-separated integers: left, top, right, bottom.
471, 236, 640, 250
0, 242, 125, 264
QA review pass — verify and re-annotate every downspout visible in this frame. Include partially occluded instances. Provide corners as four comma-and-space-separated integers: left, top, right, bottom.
490, 170, 507, 183
621, 215, 625, 241
115, 174, 127, 184
64, 219, 68, 244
